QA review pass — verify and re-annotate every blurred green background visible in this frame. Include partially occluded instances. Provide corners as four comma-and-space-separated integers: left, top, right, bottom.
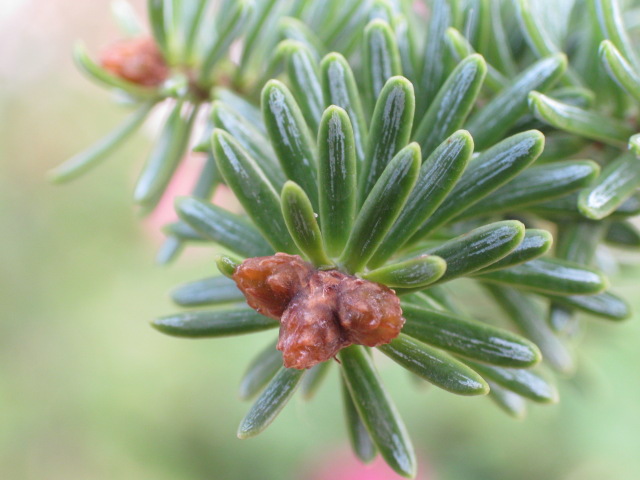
1, 1, 639, 479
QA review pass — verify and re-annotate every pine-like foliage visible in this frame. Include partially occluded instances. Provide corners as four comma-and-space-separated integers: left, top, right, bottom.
54, 1, 640, 478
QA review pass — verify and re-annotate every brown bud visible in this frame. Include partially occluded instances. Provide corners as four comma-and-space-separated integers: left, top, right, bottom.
100, 37, 169, 87
337, 277, 405, 347
278, 271, 348, 369
232, 253, 314, 319
232, 255, 405, 369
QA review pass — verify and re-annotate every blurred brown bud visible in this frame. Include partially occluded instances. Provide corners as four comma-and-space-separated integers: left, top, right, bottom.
100, 36, 169, 87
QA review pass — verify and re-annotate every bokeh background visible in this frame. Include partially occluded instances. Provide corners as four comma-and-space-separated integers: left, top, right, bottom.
1, 1, 640, 479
